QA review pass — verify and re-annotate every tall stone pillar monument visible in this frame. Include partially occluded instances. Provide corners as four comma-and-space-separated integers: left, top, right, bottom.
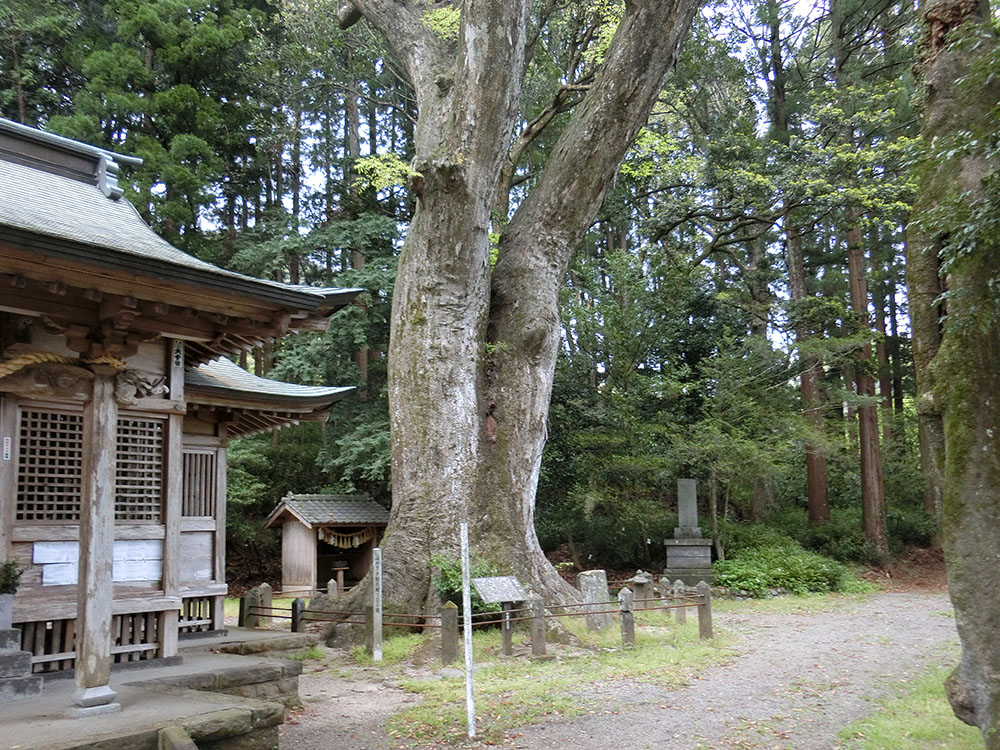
663, 479, 715, 585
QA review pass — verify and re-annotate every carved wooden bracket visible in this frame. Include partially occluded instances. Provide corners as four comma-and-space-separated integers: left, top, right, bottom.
0, 362, 95, 401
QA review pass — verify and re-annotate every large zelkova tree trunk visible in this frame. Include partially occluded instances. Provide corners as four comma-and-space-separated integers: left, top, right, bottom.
334, 0, 700, 615
909, 0, 1000, 741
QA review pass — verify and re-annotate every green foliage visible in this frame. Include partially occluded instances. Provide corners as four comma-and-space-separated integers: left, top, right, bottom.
0, 559, 24, 595
714, 544, 851, 597
430, 554, 502, 616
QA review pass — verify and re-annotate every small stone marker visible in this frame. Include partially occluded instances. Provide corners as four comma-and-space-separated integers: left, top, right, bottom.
578, 570, 613, 631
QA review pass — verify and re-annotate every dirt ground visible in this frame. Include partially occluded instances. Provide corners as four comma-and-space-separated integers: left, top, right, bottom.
276, 566, 958, 750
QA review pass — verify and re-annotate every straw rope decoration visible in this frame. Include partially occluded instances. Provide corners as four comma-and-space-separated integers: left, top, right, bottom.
0, 351, 129, 379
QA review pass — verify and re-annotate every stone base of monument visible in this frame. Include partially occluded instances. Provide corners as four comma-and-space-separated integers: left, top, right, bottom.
663, 538, 716, 586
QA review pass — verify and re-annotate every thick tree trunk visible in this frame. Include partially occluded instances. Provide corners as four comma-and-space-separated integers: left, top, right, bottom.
846, 219, 888, 556
786, 219, 829, 523
330, 0, 698, 615
831, 0, 886, 555
910, 0, 1000, 740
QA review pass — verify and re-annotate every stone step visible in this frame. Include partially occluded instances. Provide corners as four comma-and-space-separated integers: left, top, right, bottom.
0, 673, 43, 702
0, 650, 31, 679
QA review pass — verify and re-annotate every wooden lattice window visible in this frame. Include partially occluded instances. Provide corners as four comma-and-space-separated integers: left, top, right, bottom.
16, 409, 84, 522
182, 450, 217, 517
115, 417, 163, 522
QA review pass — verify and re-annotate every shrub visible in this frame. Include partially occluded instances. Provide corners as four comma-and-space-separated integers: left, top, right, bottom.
430, 554, 502, 617
714, 545, 850, 597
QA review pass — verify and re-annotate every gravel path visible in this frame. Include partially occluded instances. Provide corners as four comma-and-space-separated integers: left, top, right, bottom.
280, 592, 958, 750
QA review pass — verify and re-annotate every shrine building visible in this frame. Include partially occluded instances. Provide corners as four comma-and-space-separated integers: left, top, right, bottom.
0, 117, 360, 713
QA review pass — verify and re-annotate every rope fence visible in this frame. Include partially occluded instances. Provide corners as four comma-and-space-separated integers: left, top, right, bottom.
239, 574, 713, 662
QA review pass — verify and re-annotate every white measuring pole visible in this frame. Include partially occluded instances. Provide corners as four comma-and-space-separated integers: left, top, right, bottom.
372, 546, 383, 663
460, 522, 476, 738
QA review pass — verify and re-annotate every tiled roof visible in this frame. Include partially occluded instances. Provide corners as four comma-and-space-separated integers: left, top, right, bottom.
267, 494, 390, 528
186, 357, 354, 404
0, 131, 361, 310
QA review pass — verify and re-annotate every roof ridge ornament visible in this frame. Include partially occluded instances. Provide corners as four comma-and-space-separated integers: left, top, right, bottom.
97, 153, 125, 200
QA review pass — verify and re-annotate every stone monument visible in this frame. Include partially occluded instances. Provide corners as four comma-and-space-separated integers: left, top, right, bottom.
663, 479, 715, 585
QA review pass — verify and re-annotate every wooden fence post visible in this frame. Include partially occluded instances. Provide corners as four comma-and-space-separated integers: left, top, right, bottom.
441, 601, 458, 665
292, 597, 305, 633
673, 580, 687, 625
618, 586, 635, 647
529, 594, 546, 656
696, 580, 713, 639
501, 602, 513, 656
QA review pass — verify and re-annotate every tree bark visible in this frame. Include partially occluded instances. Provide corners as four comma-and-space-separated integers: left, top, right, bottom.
911, 0, 1000, 740
334, 0, 699, 615
832, 0, 886, 555
846, 217, 888, 556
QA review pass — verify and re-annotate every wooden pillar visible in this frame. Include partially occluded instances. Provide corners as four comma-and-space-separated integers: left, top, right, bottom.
212, 438, 228, 630
160, 411, 183, 658
0, 396, 16, 560
161, 339, 184, 649
74, 372, 120, 715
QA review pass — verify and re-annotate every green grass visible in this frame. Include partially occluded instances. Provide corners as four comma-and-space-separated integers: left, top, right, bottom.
223, 596, 299, 621
351, 632, 430, 666
837, 664, 983, 750
712, 590, 871, 615
387, 620, 729, 745
286, 644, 325, 661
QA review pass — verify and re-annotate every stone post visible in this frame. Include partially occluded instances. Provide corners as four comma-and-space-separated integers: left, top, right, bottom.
441, 601, 458, 665
673, 580, 687, 625
327, 578, 337, 597
258, 582, 272, 626
697, 581, 713, 640
618, 586, 635, 647
243, 588, 260, 629
577, 570, 612, 631
529, 595, 546, 656
292, 598, 306, 633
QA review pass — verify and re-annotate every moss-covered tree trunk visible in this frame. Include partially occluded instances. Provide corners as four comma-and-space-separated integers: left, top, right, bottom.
909, 0, 1000, 742
334, 0, 700, 615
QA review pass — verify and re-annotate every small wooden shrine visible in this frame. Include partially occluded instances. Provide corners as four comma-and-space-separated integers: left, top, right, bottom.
265, 494, 389, 595
0, 117, 360, 713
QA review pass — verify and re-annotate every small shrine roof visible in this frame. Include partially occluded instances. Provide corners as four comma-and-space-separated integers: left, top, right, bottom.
265, 494, 390, 529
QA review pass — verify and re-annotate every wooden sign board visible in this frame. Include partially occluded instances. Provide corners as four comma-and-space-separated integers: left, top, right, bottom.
471, 576, 527, 604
